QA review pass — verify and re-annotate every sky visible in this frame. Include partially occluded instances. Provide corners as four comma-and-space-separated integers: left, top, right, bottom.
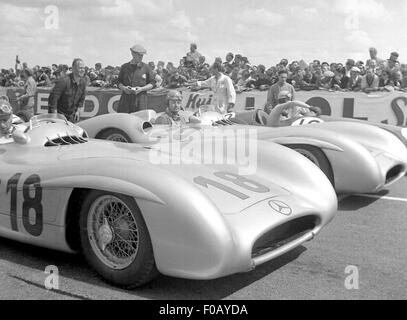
1, 0, 407, 69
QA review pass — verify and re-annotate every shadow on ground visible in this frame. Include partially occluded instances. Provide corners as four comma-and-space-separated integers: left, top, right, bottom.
0, 237, 307, 299
338, 190, 390, 211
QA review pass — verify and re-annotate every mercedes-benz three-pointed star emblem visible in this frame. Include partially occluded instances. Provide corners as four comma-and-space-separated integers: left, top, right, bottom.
268, 199, 292, 216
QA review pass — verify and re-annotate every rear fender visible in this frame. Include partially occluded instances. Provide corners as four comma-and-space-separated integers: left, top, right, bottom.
269, 137, 344, 152
78, 113, 152, 142
40, 176, 164, 206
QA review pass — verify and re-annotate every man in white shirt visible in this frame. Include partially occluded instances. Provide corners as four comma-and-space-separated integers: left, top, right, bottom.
190, 62, 236, 114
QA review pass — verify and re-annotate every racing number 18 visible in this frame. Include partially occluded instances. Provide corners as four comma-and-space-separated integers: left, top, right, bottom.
5, 173, 43, 237
194, 172, 270, 199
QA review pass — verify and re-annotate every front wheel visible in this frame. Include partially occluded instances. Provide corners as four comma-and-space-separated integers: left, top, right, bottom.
79, 190, 158, 288
286, 144, 335, 186
96, 128, 132, 143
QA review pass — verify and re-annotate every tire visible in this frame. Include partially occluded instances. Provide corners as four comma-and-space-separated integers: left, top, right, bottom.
79, 190, 158, 288
96, 128, 132, 143
286, 144, 335, 186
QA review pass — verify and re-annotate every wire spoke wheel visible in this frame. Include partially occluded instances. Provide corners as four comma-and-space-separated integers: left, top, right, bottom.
80, 191, 158, 288
87, 195, 139, 270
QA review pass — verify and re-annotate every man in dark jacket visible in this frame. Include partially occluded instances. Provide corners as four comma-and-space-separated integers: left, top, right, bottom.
117, 44, 155, 113
48, 58, 87, 123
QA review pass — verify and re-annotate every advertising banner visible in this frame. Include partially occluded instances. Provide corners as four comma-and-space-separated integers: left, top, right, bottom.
4, 86, 407, 126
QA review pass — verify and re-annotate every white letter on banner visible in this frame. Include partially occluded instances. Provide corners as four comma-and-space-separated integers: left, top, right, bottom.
82, 95, 99, 118
36, 92, 50, 114
107, 95, 120, 114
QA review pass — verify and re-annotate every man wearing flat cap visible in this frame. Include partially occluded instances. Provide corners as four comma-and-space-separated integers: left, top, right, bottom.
117, 44, 155, 113
385, 52, 400, 73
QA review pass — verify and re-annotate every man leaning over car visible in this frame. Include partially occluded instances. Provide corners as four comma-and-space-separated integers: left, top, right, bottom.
48, 58, 87, 123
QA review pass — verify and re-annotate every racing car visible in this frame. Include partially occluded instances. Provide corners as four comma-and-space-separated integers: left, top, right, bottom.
319, 115, 407, 148
0, 114, 337, 288
79, 108, 407, 195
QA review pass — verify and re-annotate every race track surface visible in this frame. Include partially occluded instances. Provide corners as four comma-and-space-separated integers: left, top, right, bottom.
1, 178, 406, 300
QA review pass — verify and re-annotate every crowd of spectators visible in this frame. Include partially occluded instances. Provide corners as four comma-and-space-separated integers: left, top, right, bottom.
1, 46, 407, 93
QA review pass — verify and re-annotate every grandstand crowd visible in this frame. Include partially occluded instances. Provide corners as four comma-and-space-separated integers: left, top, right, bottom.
1, 45, 406, 93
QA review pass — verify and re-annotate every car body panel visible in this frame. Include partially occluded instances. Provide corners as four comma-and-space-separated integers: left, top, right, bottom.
80, 110, 407, 194
0, 114, 337, 280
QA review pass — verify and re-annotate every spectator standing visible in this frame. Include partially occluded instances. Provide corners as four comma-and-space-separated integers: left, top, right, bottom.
95, 63, 106, 80
48, 58, 87, 123
393, 71, 402, 90
196, 56, 206, 74
166, 62, 175, 73
253, 64, 272, 89
331, 67, 349, 90
265, 69, 295, 112
320, 71, 334, 89
366, 59, 377, 73
384, 52, 399, 72
361, 68, 380, 93
190, 62, 236, 113
366, 47, 384, 66
15, 55, 22, 77
223, 52, 234, 74
347, 67, 362, 91
37, 67, 52, 87
229, 66, 241, 84
233, 54, 242, 68
148, 61, 156, 71
215, 57, 223, 65
117, 44, 155, 113
186, 43, 202, 67
16, 68, 37, 120
236, 69, 255, 92
290, 67, 304, 89
356, 61, 366, 75
379, 70, 394, 89
345, 59, 355, 77
167, 70, 188, 88
197, 63, 211, 80
303, 68, 316, 85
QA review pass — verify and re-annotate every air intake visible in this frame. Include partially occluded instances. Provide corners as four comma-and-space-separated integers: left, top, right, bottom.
252, 215, 319, 258
385, 165, 404, 185
45, 135, 87, 147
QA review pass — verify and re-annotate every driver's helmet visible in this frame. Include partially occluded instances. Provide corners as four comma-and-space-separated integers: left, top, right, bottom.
166, 90, 183, 102
0, 101, 12, 119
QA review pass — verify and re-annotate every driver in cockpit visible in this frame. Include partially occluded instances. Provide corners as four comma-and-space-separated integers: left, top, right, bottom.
0, 99, 14, 140
156, 90, 188, 125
